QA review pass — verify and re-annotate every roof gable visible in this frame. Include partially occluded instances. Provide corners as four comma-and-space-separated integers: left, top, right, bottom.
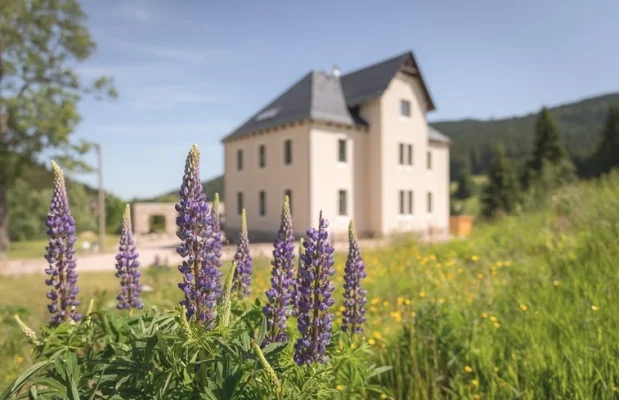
222, 50, 436, 143
340, 51, 436, 111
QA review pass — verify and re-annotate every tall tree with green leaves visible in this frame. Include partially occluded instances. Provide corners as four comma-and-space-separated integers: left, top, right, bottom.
522, 107, 575, 190
592, 106, 619, 176
480, 147, 520, 218
0, 0, 116, 251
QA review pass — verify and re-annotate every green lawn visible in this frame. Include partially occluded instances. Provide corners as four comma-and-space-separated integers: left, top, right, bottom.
4, 234, 120, 260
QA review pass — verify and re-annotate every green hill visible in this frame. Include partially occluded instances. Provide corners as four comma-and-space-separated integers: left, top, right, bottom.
146, 174, 224, 203
432, 92, 619, 179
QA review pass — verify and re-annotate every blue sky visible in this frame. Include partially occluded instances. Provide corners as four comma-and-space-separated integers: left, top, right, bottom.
69, 0, 619, 200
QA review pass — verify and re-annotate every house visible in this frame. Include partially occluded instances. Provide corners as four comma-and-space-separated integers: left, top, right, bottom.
221, 50, 451, 242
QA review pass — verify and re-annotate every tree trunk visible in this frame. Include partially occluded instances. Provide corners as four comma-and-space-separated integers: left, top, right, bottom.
0, 180, 8, 252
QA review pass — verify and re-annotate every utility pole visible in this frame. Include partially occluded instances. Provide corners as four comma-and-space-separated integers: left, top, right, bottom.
95, 143, 105, 252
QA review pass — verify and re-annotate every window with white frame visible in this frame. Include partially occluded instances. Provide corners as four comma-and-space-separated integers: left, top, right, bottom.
400, 100, 411, 117
338, 139, 347, 163
258, 144, 266, 168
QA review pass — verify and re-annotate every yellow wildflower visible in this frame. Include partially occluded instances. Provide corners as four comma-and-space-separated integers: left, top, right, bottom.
370, 306, 377, 313
493, 366, 499, 373
380, 394, 388, 399
473, 395, 481, 400
592, 305, 599, 311
438, 298, 445, 304
373, 331, 383, 340
368, 338, 376, 345
383, 301, 390, 307
371, 298, 380, 305
390, 311, 402, 323
404, 299, 412, 305
477, 273, 484, 279
481, 312, 488, 319
553, 280, 561, 286
16, 356, 24, 364
336, 385, 345, 391
464, 365, 473, 373
411, 312, 416, 318
490, 316, 497, 322
339, 306, 346, 312
397, 297, 405, 306
457, 268, 464, 274
505, 261, 511, 266
471, 255, 479, 261
418, 291, 426, 298
472, 379, 479, 386
519, 304, 528, 311
493, 322, 501, 328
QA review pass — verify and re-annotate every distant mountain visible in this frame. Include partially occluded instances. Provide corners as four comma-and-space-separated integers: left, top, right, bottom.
432, 92, 619, 179
145, 175, 224, 203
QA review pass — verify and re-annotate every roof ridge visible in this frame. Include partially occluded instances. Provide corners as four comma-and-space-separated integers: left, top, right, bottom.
341, 50, 410, 78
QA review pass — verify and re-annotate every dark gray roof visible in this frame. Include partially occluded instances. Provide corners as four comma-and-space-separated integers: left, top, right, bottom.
222, 50, 436, 142
428, 126, 451, 144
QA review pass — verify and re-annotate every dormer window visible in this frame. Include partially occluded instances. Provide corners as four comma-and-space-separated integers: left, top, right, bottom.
400, 100, 411, 117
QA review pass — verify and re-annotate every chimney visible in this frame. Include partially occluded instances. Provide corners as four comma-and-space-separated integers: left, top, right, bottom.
331, 65, 341, 77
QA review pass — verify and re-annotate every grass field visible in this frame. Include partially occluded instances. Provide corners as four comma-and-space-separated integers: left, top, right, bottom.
2, 172, 619, 398
4, 234, 120, 260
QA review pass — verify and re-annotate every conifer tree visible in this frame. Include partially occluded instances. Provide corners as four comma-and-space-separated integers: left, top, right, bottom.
454, 162, 476, 200
480, 147, 520, 218
522, 107, 575, 190
592, 106, 619, 175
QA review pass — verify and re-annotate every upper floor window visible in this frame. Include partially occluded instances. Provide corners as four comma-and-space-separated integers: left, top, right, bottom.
284, 139, 292, 165
408, 190, 413, 214
237, 192, 244, 215
427, 192, 433, 213
284, 189, 292, 216
338, 189, 348, 216
400, 100, 411, 117
258, 144, 266, 168
407, 144, 413, 165
259, 190, 266, 216
338, 139, 347, 163
399, 143, 405, 165
399, 143, 413, 166
427, 151, 432, 170
237, 149, 243, 171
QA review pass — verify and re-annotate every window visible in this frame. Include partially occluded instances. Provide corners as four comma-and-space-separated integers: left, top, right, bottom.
284, 189, 292, 216
407, 144, 413, 165
399, 190, 405, 215
284, 139, 292, 165
338, 139, 347, 162
399, 143, 405, 165
400, 100, 411, 117
236, 192, 243, 215
259, 190, 266, 216
258, 145, 266, 168
427, 151, 432, 170
427, 192, 433, 213
338, 189, 347, 216
408, 190, 413, 214
237, 149, 243, 171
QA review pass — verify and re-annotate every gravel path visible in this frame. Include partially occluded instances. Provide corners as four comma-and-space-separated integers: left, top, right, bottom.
0, 236, 392, 277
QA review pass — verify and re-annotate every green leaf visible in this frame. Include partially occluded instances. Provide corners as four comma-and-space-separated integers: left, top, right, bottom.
255, 316, 267, 346
28, 385, 38, 400
0, 360, 51, 400
64, 363, 80, 400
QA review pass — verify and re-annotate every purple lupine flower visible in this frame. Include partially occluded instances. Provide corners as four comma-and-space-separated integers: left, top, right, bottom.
44, 161, 82, 325
115, 205, 143, 310
262, 195, 295, 346
232, 209, 252, 298
176, 145, 219, 326
341, 220, 367, 334
294, 211, 335, 365
291, 237, 304, 318
210, 192, 223, 300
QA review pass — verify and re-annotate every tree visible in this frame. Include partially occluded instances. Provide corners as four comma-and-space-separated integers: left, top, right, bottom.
522, 107, 575, 190
454, 163, 476, 200
480, 147, 520, 218
0, 0, 116, 251
592, 106, 619, 176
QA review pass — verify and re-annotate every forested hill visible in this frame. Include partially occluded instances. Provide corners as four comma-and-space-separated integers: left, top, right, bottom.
145, 175, 224, 203
432, 92, 619, 179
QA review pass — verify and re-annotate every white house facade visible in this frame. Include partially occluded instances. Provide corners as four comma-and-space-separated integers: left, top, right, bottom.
222, 51, 451, 242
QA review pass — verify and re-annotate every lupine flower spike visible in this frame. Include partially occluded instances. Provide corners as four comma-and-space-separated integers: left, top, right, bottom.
44, 161, 82, 325
211, 192, 224, 300
291, 237, 304, 317
294, 211, 336, 365
115, 205, 144, 311
176, 145, 219, 326
341, 220, 367, 334
232, 209, 252, 298
262, 195, 296, 346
